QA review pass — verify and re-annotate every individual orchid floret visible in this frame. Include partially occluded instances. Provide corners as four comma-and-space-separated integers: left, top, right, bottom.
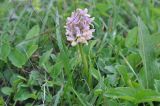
65, 8, 95, 46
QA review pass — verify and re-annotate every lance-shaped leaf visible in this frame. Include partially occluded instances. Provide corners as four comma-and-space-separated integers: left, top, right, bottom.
104, 87, 160, 103
138, 17, 160, 88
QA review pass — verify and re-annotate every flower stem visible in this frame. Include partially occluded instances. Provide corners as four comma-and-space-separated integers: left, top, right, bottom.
78, 44, 92, 88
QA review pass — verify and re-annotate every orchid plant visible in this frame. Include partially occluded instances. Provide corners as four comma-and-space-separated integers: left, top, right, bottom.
65, 8, 95, 88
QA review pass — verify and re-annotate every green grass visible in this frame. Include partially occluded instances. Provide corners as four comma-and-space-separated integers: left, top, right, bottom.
0, 0, 160, 106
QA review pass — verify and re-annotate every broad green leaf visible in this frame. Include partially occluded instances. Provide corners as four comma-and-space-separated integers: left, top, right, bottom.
104, 65, 116, 73
69, 56, 79, 69
16, 26, 39, 59
17, 28, 39, 53
107, 74, 119, 86
14, 88, 36, 101
138, 17, 160, 88
16, 25, 39, 62
1, 87, 13, 96
28, 71, 41, 86
125, 27, 138, 48
49, 62, 63, 79
39, 48, 53, 67
104, 87, 160, 103
0, 42, 11, 62
26, 44, 38, 58
8, 48, 27, 68
116, 65, 129, 86
23, 25, 40, 48
90, 67, 101, 81
9, 73, 21, 86
25, 25, 40, 40
126, 53, 141, 70
16, 43, 38, 56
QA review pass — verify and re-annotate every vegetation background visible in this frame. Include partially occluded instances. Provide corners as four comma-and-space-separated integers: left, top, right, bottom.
0, 0, 160, 106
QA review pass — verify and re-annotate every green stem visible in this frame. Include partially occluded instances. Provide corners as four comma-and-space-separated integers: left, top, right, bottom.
78, 44, 92, 88
79, 45, 88, 76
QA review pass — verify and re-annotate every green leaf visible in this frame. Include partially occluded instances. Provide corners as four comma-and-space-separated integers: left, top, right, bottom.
0, 97, 4, 106
28, 71, 41, 86
107, 74, 119, 86
0, 42, 11, 62
138, 17, 160, 88
54, 85, 63, 106
55, 9, 63, 51
49, 62, 63, 79
8, 48, 27, 68
14, 88, 36, 101
94, 89, 103, 95
151, 33, 160, 55
72, 88, 88, 106
116, 65, 129, 86
104, 87, 160, 103
26, 44, 38, 58
32, 0, 41, 11
20, 25, 40, 49
39, 48, 53, 67
125, 27, 138, 48
1, 87, 13, 96
126, 53, 141, 70
90, 67, 101, 81
154, 80, 160, 92
16, 25, 40, 52
25, 25, 40, 40
106, 100, 119, 106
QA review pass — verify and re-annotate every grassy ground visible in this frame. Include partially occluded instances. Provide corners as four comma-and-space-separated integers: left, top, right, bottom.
0, 0, 160, 106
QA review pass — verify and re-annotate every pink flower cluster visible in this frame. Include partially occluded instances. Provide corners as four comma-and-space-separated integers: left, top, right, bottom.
65, 8, 95, 46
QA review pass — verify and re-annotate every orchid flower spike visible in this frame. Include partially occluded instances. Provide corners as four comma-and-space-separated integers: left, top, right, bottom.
65, 8, 95, 46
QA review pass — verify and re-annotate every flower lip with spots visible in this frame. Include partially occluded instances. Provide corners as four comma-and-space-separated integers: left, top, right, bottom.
65, 8, 95, 46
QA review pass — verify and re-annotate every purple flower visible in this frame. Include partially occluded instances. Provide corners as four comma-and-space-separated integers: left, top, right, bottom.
65, 8, 95, 46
